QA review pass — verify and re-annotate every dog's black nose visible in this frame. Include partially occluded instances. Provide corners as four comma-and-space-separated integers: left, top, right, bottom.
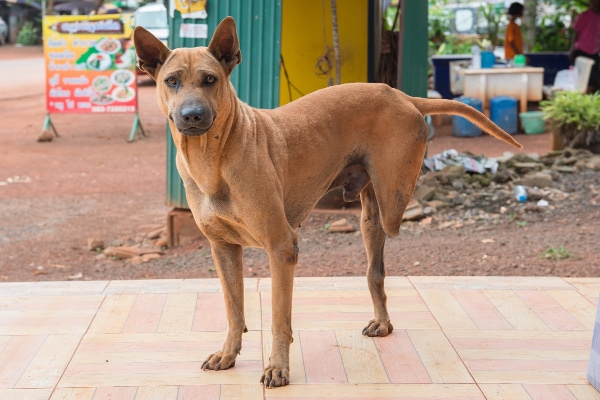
181, 105, 205, 124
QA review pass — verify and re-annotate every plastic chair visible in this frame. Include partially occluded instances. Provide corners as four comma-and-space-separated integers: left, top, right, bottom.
573, 56, 595, 93
543, 56, 596, 97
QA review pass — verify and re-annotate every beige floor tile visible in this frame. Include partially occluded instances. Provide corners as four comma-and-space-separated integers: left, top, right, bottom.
564, 278, 600, 304
407, 329, 473, 384
567, 384, 600, 400
546, 289, 598, 329
410, 276, 573, 290
134, 385, 179, 400
88, 294, 136, 334
415, 289, 476, 330
157, 292, 197, 332
1, 277, 597, 400
264, 383, 485, 398
0, 388, 53, 400
335, 329, 388, 384
50, 387, 96, 400
15, 335, 82, 389
484, 290, 548, 330
478, 383, 533, 400
220, 384, 264, 400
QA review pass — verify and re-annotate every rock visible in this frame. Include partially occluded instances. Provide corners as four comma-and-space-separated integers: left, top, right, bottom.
412, 185, 436, 202
87, 238, 104, 251
452, 180, 464, 190
585, 156, 600, 171
551, 165, 578, 173
519, 172, 553, 188
328, 218, 355, 233
37, 129, 54, 142
494, 168, 518, 183
155, 237, 168, 248
403, 200, 424, 221
68, 272, 83, 280
512, 161, 544, 173
138, 248, 163, 256
427, 200, 448, 211
141, 253, 161, 262
441, 165, 466, 180
103, 246, 140, 259
146, 227, 165, 240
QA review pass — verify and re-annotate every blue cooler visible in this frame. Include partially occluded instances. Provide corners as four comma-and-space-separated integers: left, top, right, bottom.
452, 97, 483, 137
490, 96, 518, 135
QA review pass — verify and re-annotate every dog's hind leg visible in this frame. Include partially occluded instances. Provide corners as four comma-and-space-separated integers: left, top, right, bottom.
202, 241, 247, 371
360, 183, 394, 337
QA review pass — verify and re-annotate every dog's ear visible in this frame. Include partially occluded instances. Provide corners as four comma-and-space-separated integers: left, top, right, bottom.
208, 16, 242, 74
132, 26, 171, 80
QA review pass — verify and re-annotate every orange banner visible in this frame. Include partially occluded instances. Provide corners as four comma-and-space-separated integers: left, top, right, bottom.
43, 14, 137, 114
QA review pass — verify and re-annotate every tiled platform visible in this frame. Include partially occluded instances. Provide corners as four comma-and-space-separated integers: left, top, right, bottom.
1, 276, 599, 400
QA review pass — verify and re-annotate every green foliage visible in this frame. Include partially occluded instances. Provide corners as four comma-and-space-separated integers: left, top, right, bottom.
541, 245, 577, 260
540, 92, 600, 131
532, 13, 572, 52
16, 22, 38, 46
479, 3, 503, 48
428, 3, 451, 45
434, 35, 478, 55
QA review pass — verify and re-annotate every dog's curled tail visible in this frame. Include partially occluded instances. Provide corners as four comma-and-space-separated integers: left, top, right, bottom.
410, 96, 523, 149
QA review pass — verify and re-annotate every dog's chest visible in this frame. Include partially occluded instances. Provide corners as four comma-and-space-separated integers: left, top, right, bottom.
189, 193, 261, 247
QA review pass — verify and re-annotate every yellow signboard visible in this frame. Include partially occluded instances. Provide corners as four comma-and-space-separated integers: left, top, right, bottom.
43, 14, 137, 114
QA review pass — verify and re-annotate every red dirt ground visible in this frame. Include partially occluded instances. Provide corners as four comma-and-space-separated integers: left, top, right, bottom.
1, 44, 598, 282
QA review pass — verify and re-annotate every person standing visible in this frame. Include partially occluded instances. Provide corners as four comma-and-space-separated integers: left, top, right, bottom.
570, 0, 600, 93
504, 2, 524, 61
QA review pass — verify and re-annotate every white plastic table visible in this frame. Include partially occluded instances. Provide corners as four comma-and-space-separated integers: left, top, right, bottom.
459, 66, 544, 114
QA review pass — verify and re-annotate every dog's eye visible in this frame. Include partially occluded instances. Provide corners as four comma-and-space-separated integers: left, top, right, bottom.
205, 75, 217, 85
165, 77, 178, 87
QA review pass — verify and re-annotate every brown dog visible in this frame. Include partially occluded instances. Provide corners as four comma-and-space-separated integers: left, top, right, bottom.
133, 17, 521, 388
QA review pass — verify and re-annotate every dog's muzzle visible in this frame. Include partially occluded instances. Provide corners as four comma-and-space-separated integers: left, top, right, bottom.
173, 103, 215, 136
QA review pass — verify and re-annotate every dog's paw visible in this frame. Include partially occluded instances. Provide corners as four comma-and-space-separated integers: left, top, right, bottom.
201, 351, 237, 371
260, 364, 290, 388
362, 319, 394, 337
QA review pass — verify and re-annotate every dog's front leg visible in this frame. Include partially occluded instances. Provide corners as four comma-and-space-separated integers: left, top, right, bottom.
202, 241, 247, 371
261, 232, 298, 388
360, 184, 394, 337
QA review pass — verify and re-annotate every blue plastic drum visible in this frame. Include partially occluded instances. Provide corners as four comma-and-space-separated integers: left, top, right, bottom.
490, 96, 518, 135
452, 97, 483, 137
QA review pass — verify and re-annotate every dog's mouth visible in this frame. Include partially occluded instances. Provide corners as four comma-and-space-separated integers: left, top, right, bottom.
178, 126, 212, 136
171, 105, 215, 136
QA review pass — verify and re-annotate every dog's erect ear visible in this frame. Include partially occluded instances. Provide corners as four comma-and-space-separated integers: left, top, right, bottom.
208, 16, 242, 74
132, 26, 171, 80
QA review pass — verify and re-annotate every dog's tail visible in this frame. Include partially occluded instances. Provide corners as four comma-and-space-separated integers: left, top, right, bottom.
410, 96, 523, 149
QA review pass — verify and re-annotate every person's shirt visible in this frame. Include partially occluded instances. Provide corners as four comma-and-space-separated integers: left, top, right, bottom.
573, 10, 600, 55
505, 20, 523, 60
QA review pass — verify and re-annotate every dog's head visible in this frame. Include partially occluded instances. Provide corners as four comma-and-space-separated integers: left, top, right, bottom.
133, 17, 242, 136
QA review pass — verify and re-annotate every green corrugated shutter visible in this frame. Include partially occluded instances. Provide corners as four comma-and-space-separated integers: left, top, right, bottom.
399, 1, 427, 98
166, 1, 282, 209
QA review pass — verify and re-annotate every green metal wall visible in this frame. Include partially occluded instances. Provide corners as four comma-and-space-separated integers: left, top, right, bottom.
399, 1, 428, 98
166, 1, 283, 208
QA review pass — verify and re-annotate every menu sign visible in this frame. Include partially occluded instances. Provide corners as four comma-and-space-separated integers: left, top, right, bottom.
43, 14, 137, 114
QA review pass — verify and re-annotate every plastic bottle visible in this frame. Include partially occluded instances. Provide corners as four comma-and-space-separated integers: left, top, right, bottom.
514, 185, 527, 202
471, 45, 481, 69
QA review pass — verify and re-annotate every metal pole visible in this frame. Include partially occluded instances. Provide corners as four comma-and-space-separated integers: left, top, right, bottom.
330, 0, 341, 85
